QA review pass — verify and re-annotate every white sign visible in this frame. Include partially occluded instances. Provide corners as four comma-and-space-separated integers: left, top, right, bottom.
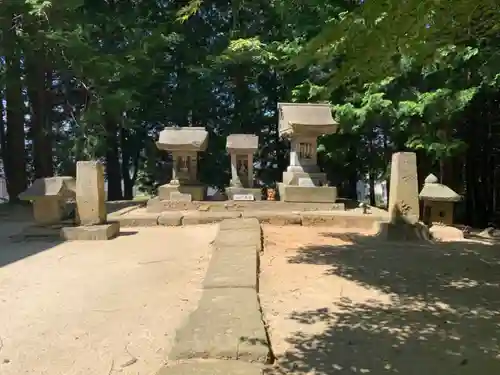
233, 194, 255, 201
298, 178, 316, 187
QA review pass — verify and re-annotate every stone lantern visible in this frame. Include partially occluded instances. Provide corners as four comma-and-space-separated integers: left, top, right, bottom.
277, 102, 339, 203
156, 127, 208, 201
226, 134, 260, 200
419, 173, 461, 225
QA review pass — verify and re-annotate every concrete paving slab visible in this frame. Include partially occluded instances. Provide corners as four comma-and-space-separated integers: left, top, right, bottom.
157, 360, 265, 375
169, 288, 271, 363
203, 245, 258, 290
242, 211, 301, 225
219, 218, 260, 231
182, 211, 241, 225
214, 229, 261, 252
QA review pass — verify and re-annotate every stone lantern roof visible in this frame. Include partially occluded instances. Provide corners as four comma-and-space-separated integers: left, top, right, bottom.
278, 103, 338, 137
18, 176, 76, 201
226, 134, 258, 153
419, 174, 461, 202
156, 127, 208, 152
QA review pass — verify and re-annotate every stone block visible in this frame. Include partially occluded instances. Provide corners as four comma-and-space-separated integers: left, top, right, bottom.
282, 171, 326, 186
158, 212, 183, 226
158, 184, 206, 201
242, 211, 301, 226
60, 222, 120, 241
278, 183, 337, 203
32, 198, 65, 225
373, 221, 431, 242
76, 161, 106, 225
170, 192, 193, 201
203, 245, 258, 290
387, 152, 420, 223
157, 360, 265, 375
214, 228, 261, 252
114, 213, 159, 227
169, 288, 271, 363
226, 187, 262, 201
182, 211, 241, 225
300, 212, 381, 229
219, 218, 260, 231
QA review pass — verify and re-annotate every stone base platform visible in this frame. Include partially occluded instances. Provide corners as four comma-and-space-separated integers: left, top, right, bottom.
225, 187, 262, 200
60, 222, 120, 241
277, 183, 337, 203
373, 221, 432, 242
158, 184, 206, 201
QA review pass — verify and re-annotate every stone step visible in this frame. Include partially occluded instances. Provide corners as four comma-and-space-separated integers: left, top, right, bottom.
157, 360, 265, 375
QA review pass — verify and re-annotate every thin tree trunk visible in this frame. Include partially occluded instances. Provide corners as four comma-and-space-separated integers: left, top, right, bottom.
105, 114, 123, 201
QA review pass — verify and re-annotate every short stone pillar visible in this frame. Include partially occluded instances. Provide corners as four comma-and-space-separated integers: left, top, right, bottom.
18, 176, 76, 225
156, 127, 209, 201
60, 161, 120, 240
419, 173, 461, 226
277, 103, 339, 203
226, 134, 260, 200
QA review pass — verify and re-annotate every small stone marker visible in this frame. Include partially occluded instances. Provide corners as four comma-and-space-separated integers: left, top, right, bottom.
170, 192, 192, 201
233, 194, 255, 201
76, 161, 106, 226
387, 152, 420, 224
298, 177, 316, 187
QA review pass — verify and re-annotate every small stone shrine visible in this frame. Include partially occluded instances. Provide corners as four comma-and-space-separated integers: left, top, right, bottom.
18, 176, 76, 225
226, 134, 261, 200
277, 102, 338, 202
419, 173, 461, 226
156, 127, 208, 201
60, 161, 120, 240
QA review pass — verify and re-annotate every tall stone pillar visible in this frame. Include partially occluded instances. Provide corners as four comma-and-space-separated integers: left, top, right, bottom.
76, 161, 106, 226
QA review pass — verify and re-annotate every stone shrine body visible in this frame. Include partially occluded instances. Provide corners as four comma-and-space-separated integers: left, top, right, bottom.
277, 103, 338, 203
226, 134, 261, 200
156, 127, 208, 201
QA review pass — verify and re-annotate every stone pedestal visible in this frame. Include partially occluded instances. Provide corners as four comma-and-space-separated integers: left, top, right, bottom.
277, 103, 339, 203
226, 134, 260, 201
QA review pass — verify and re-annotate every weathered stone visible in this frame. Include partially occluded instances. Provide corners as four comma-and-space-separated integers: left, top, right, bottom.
203, 245, 258, 290
226, 187, 262, 201
300, 212, 382, 229
158, 212, 183, 226
214, 228, 261, 251
156, 127, 209, 152
298, 177, 316, 187
387, 152, 420, 224
170, 192, 193, 201
429, 225, 464, 241
157, 360, 265, 375
278, 184, 337, 203
242, 211, 301, 226
373, 220, 431, 242
114, 213, 159, 227
169, 288, 271, 363
60, 222, 120, 241
182, 211, 241, 225
76, 161, 106, 226
219, 218, 260, 231
158, 184, 205, 201
226, 134, 258, 153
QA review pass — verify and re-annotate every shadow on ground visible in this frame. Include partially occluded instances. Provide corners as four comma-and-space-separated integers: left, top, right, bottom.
271, 232, 500, 374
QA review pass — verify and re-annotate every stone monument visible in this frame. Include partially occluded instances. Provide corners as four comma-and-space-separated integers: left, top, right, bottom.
19, 176, 76, 225
277, 102, 338, 203
156, 127, 208, 201
419, 173, 461, 226
226, 134, 261, 200
60, 161, 120, 240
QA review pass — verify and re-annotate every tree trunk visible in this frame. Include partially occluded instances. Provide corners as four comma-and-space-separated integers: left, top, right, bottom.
3, 12, 27, 200
26, 48, 53, 178
120, 127, 140, 200
105, 115, 123, 201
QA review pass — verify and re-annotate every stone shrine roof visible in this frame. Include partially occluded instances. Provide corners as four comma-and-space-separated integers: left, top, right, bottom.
278, 103, 338, 137
419, 174, 461, 202
226, 134, 258, 153
18, 176, 76, 201
157, 127, 209, 152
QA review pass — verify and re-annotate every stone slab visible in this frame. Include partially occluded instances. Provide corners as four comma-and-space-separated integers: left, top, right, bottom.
76, 161, 107, 225
226, 187, 262, 201
203, 245, 258, 290
278, 183, 337, 203
157, 360, 264, 375
170, 192, 193, 201
158, 184, 206, 201
182, 211, 241, 225
387, 152, 420, 223
214, 228, 261, 252
60, 222, 120, 241
298, 177, 317, 187
373, 221, 432, 242
158, 212, 183, 226
112, 213, 159, 227
282, 171, 326, 186
242, 211, 301, 226
300, 212, 382, 229
169, 288, 270, 363
219, 218, 260, 231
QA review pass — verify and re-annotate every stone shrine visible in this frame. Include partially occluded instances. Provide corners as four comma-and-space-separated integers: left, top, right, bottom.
226, 134, 261, 200
419, 173, 461, 225
156, 127, 208, 201
277, 102, 338, 202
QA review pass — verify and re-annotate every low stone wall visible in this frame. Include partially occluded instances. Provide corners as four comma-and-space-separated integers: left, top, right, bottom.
158, 218, 269, 375
109, 207, 387, 230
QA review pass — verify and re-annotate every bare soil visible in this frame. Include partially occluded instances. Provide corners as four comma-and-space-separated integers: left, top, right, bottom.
0, 224, 217, 375
260, 225, 500, 375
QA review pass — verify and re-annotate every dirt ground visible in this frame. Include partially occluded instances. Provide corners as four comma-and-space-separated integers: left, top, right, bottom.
260, 225, 500, 375
0, 224, 217, 375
